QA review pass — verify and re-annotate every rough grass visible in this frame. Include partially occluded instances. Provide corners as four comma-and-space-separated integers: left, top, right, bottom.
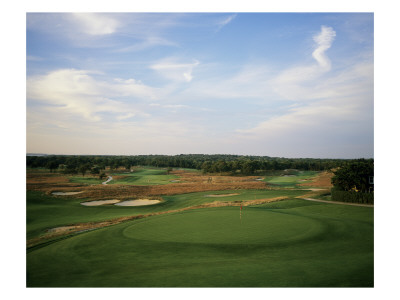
27, 200, 373, 287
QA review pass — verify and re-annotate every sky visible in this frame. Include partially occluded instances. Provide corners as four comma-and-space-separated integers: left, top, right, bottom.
26, 12, 374, 158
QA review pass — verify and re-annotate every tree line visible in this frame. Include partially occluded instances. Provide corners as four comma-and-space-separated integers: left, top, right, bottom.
26, 154, 370, 176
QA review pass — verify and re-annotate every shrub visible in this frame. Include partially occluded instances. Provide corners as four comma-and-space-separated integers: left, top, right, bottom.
331, 187, 373, 204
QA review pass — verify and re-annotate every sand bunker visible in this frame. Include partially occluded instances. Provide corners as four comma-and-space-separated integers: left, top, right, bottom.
46, 226, 76, 234
115, 199, 161, 206
205, 193, 239, 197
52, 191, 84, 196
81, 199, 120, 206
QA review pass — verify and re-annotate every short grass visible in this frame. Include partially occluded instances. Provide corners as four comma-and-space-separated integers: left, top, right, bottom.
27, 199, 373, 287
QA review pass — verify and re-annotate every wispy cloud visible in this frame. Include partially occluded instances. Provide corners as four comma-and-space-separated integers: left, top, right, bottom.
116, 36, 178, 52
27, 69, 157, 122
216, 14, 237, 32
312, 26, 336, 70
234, 57, 373, 157
150, 58, 200, 83
26, 55, 43, 61
270, 26, 337, 101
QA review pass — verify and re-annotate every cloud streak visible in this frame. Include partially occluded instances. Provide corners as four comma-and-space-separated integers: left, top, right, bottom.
150, 58, 200, 83
216, 14, 237, 32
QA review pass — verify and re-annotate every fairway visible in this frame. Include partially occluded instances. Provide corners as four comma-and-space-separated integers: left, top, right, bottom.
109, 168, 179, 185
264, 171, 318, 188
27, 200, 373, 287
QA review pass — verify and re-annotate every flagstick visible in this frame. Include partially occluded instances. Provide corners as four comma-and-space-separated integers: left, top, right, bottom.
240, 203, 242, 225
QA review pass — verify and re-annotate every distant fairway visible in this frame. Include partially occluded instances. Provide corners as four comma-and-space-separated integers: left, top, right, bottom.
27, 200, 373, 287
67, 168, 179, 186
109, 168, 179, 185
264, 171, 318, 187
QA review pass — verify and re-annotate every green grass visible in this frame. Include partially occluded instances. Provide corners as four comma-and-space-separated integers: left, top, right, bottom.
26, 189, 304, 240
66, 168, 179, 186
27, 199, 373, 287
68, 175, 104, 185
109, 168, 179, 185
263, 171, 318, 188
26, 168, 373, 287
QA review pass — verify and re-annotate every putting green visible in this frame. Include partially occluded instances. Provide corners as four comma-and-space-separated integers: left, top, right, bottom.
123, 208, 324, 245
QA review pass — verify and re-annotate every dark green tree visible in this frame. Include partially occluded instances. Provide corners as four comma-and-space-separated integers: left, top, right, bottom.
331, 159, 374, 193
46, 160, 59, 173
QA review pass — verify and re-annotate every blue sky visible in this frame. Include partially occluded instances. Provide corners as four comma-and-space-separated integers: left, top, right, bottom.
26, 12, 374, 158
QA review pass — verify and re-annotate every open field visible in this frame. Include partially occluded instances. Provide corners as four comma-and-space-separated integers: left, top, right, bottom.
26, 167, 373, 287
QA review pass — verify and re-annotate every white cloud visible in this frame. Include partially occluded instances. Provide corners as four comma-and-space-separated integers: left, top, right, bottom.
270, 26, 337, 101
312, 26, 336, 70
68, 13, 121, 36
234, 59, 373, 158
27, 69, 157, 122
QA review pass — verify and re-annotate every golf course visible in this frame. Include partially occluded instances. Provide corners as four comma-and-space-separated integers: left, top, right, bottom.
26, 166, 373, 287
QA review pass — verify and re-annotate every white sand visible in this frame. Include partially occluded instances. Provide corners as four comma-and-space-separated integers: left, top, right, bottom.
52, 191, 84, 195
115, 199, 161, 206
81, 199, 120, 206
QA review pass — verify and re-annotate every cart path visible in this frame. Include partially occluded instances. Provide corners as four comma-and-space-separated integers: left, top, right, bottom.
102, 176, 113, 185
298, 197, 373, 207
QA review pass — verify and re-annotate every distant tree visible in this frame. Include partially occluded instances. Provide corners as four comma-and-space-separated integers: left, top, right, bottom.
99, 172, 107, 180
63, 165, 78, 175
78, 163, 91, 177
90, 165, 101, 175
46, 161, 59, 173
